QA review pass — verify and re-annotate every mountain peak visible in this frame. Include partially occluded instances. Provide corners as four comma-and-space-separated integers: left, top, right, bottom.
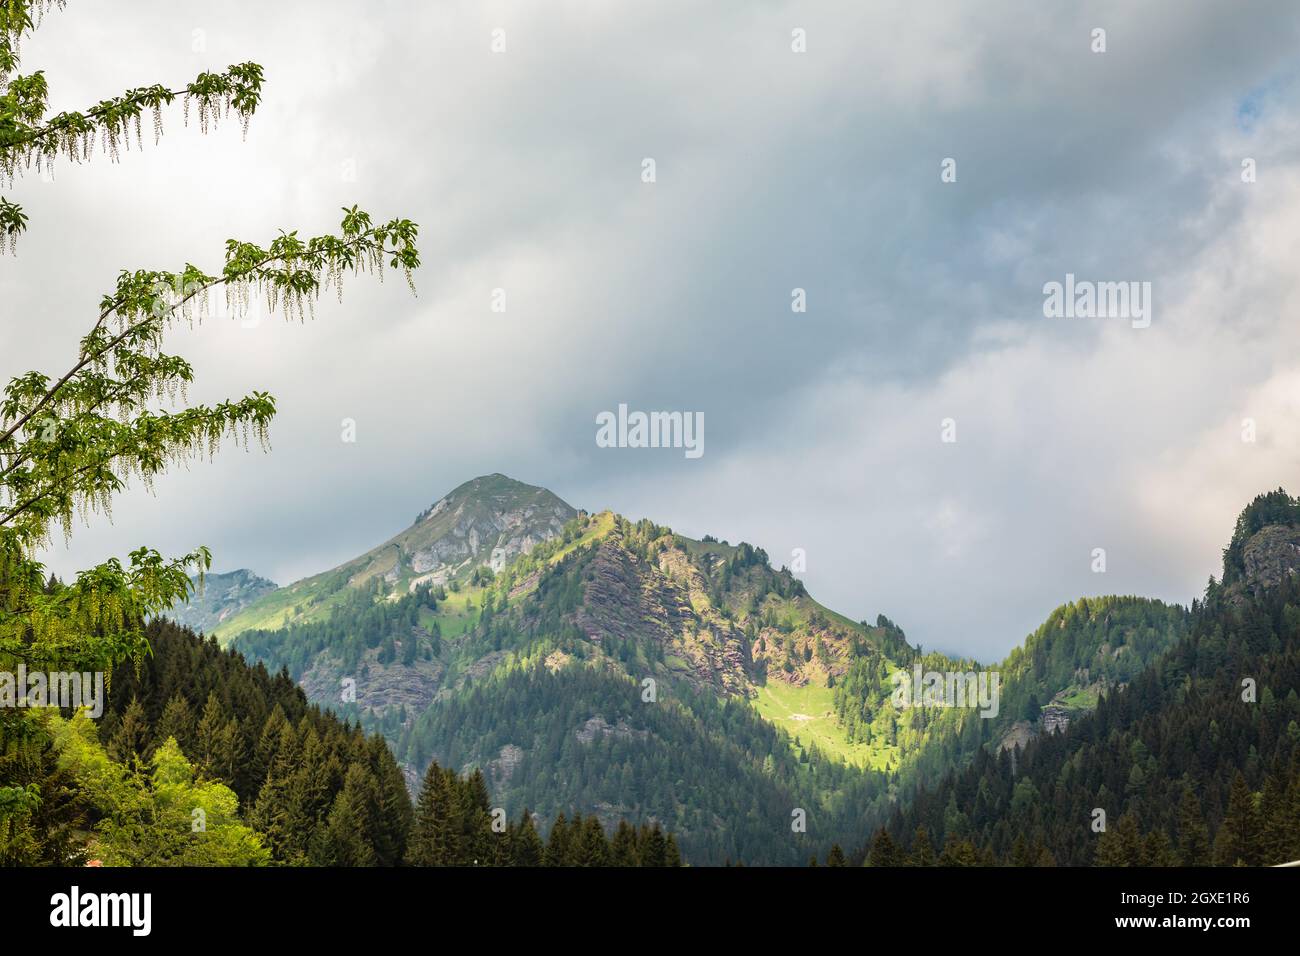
208, 475, 579, 641
415, 474, 573, 526
370, 474, 578, 589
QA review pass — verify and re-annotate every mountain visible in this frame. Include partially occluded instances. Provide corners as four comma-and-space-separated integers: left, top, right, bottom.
231, 506, 896, 862
165, 568, 279, 635
223, 473, 1193, 864
871, 488, 1300, 867
207, 474, 576, 643
19, 478, 1289, 867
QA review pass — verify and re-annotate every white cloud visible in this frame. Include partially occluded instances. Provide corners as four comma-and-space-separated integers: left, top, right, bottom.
8, 0, 1300, 659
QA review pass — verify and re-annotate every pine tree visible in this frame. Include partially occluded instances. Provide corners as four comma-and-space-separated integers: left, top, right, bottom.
253, 705, 290, 788
106, 697, 151, 770
491, 817, 515, 866
544, 813, 574, 867
610, 820, 638, 866
937, 834, 979, 867
368, 735, 413, 866
641, 822, 669, 867
911, 826, 936, 866
194, 692, 230, 775
408, 761, 456, 866
1177, 786, 1211, 866
251, 721, 307, 863
512, 810, 544, 866
292, 727, 335, 829
1257, 773, 1291, 866
1095, 813, 1142, 867
1141, 829, 1177, 867
826, 843, 847, 867
458, 767, 492, 865
868, 828, 903, 866
1010, 834, 1036, 867
665, 833, 683, 867
575, 815, 610, 867
314, 764, 380, 866
1213, 772, 1260, 866
1280, 763, 1300, 865
155, 694, 196, 756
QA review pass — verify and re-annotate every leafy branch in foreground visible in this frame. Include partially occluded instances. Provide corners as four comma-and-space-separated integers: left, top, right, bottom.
0, 207, 419, 670
1, 0, 265, 253
0, 1, 421, 675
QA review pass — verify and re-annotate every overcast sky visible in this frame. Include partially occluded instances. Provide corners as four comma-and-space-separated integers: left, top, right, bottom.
6, 1, 1300, 661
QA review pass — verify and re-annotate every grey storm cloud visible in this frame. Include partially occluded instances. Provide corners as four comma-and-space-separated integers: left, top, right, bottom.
7, 0, 1300, 660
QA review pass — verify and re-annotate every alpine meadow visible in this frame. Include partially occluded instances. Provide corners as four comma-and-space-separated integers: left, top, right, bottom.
2, 0, 1299, 941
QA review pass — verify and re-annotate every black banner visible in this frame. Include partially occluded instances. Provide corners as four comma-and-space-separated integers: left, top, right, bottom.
3, 865, 1291, 943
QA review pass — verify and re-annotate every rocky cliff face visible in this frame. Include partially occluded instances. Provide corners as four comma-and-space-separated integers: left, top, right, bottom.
299, 629, 444, 716
532, 519, 870, 701
573, 533, 755, 697
1239, 523, 1300, 595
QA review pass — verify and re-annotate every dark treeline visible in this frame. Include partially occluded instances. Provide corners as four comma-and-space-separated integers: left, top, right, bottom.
7, 619, 680, 866
95, 619, 411, 865
409, 761, 681, 866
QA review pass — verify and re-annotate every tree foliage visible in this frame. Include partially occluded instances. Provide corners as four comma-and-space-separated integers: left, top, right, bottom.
0, 0, 419, 675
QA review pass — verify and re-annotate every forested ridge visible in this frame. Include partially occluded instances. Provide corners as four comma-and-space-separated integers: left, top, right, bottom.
225, 504, 1197, 865
864, 491, 1300, 867
232, 512, 905, 864
1, 618, 681, 866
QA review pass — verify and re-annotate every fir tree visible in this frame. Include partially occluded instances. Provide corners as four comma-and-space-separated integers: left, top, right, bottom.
868, 828, 903, 867
155, 694, 196, 756
575, 815, 610, 867
315, 765, 380, 867
1213, 772, 1260, 866
1177, 787, 1211, 866
1094, 813, 1142, 867
545, 813, 574, 867
911, 827, 936, 866
665, 833, 683, 867
106, 697, 150, 770
936, 834, 979, 867
512, 810, 544, 866
640, 822, 669, 867
408, 761, 456, 866
610, 820, 638, 866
